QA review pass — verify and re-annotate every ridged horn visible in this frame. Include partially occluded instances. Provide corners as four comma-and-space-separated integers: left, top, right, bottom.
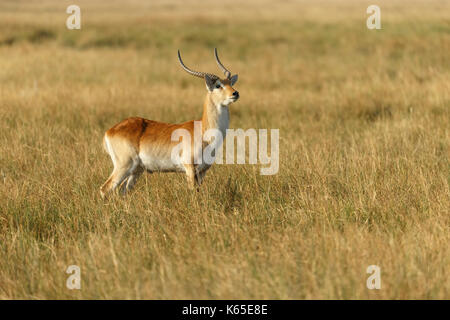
178, 50, 217, 80
214, 48, 231, 79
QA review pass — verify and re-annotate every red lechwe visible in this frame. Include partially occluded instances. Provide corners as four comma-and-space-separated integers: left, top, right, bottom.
100, 49, 239, 198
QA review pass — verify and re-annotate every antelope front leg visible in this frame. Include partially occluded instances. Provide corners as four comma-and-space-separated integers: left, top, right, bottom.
185, 164, 204, 191
184, 164, 196, 189
195, 169, 206, 186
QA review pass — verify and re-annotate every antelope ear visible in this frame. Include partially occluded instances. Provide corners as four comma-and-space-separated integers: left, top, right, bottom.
230, 74, 238, 86
205, 74, 217, 92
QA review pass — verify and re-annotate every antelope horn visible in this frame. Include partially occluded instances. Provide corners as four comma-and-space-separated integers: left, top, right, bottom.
214, 48, 231, 79
178, 50, 217, 80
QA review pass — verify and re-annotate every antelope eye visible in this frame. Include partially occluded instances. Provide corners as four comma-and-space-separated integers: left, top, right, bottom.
215, 84, 221, 89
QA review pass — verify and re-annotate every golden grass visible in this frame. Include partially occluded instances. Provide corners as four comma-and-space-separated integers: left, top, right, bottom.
0, 0, 449, 299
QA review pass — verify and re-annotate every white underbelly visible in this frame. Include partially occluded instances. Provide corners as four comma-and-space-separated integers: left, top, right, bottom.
139, 153, 185, 173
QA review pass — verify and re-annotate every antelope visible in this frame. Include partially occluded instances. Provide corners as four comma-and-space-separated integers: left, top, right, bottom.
100, 48, 239, 198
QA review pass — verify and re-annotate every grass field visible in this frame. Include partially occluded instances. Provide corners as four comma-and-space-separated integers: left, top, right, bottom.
0, 0, 449, 299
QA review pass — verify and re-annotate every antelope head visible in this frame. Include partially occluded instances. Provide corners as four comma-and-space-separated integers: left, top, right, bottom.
178, 48, 239, 107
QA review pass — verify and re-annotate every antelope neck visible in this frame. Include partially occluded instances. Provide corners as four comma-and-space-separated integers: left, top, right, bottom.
201, 94, 229, 137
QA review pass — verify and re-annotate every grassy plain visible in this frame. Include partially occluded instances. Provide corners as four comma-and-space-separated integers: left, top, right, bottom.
0, 0, 448, 299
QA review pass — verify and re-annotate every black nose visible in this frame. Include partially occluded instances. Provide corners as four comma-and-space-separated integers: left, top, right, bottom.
233, 91, 239, 98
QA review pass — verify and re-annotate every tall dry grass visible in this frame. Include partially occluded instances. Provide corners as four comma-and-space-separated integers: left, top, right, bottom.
0, 0, 449, 299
